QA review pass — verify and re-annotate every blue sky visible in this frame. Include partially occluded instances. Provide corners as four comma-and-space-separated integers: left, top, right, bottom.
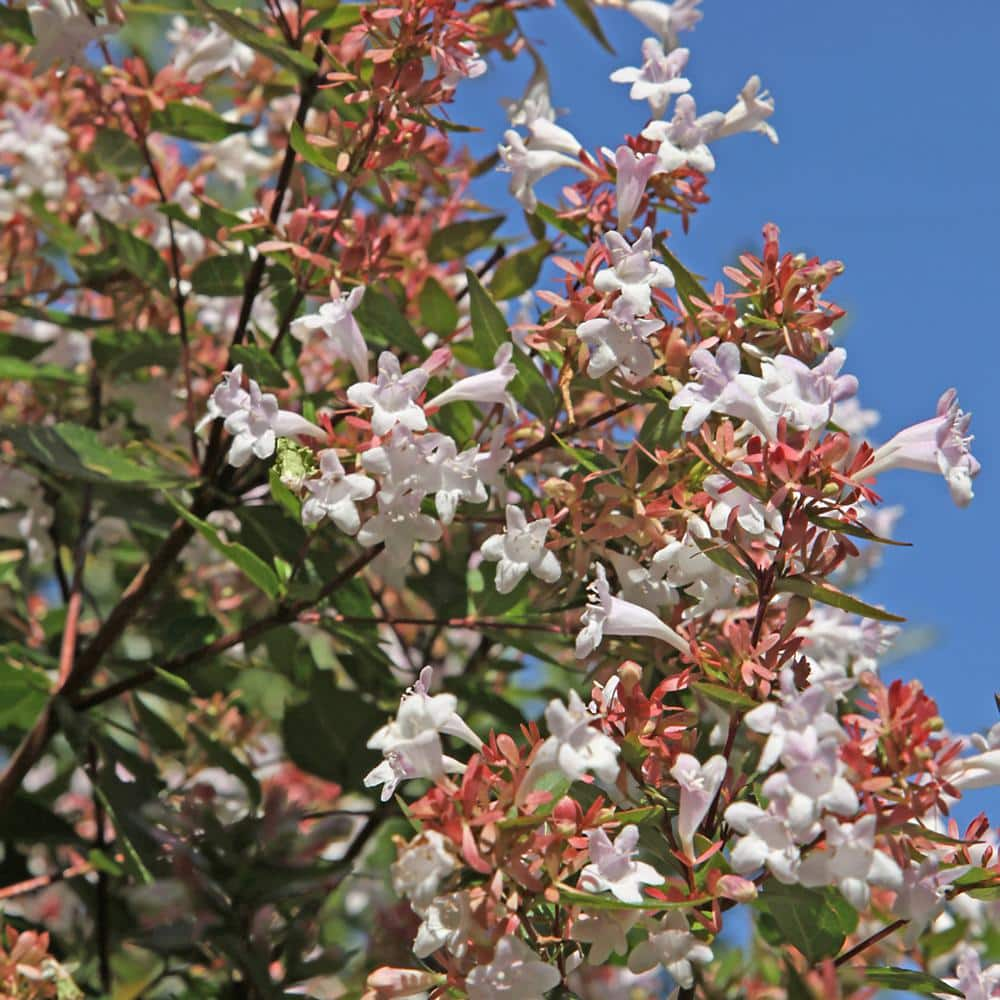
454, 0, 999, 824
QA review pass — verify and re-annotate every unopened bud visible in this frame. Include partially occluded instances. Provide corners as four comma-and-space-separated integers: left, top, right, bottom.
618, 660, 643, 695
716, 873, 758, 902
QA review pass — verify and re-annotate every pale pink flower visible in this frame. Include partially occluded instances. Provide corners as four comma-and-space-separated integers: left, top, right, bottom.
671, 753, 727, 858
593, 227, 675, 314
291, 287, 369, 381
300, 450, 375, 534
627, 911, 713, 988
580, 825, 664, 903
480, 504, 561, 594
425, 343, 517, 415
466, 935, 561, 999
610, 39, 691, 119
347, 352, 428, 436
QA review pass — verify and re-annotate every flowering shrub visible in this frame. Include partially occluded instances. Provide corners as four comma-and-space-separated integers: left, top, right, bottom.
0, 0, 995, 997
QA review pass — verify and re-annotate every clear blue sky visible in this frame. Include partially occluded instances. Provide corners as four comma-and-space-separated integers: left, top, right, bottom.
454, 1, 999, 823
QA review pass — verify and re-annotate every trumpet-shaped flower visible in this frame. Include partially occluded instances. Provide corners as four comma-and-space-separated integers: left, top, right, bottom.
577, 297, 662, 382
413, 890, 474, 959
580, 825, 665, 903
363, 729, 464, 802
480, 504, 561, 594
347, 352, 428, 436
218, 373, 325, 467
797, 814, 903, 910
425, 344, 517, 415
671, 753, 727, 857
357, 491, 442, 568
577, 563, 689, 658
937, 945, 1000, 1000
704, 464, 782, 541
628, 911, 713, 988
167, 16, 254, 81
864, 388, 981, 507
572, 909, 640, 965
625, 0, 703, 50
724, 800, 804, 883
501, 57, 557, 127
428, 437, 490, 525
593, 228, 675, 314
27, 0, 116, 71
519, 690, 620, 803
389, 830, 457, 914
291, 287, 369, 381
608, 146, 663, 232
300, 450, 375, 534
642, 95, 718, 174
760, 347, 858, 433
361, 427, 443, 498
498, 129, 582, 213
606, 549, 678, 611
610, 39, 691, 120
466, 936, 561, 1000
713, 75, 778, 144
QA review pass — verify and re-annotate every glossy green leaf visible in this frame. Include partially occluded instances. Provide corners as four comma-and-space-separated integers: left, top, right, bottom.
167, 496, 282, 599
754, 884, 857, 963
775, 577, 905, 623
428, 216, 504, 263
354, 286, 427, 357
190, 253, 253, 296
490, 241, 550, 300
92, 127, 146, 177
690, 681, 757, 712
418, 276, 459, 335
638, 402, 684, 453
559, 886, 712, 911
864, 968, 962, 996
150, 101, 252, 142
0, 4, 34, 44
563, 0, 614, 53
288, 121, 341, 175
0, 357, 84, 384
90, 216, 171, 294
658, 244, 710, 316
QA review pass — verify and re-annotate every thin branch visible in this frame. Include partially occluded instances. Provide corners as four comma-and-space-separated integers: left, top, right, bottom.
513, 401, 636, 465
0, 861, 93, 901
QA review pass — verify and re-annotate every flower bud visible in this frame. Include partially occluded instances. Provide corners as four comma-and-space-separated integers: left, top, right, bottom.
715, 873, 758, 902
619, 660, 643, 695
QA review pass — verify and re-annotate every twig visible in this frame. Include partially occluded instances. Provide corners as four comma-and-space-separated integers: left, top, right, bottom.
513, 401, 636, 464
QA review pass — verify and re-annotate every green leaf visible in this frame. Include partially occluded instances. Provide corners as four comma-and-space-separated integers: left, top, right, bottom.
611, 805, 664, 825
659, 244, 710, 317
690, 681, 757, 712
191, 0, 318, 76
638, 402, 684, 453
150, 101, 252, 142
89, 216, 171, 294
2, 423, 179, 487
490, 241, 550, 300
691, 535, 754, 581
0, 357, 84, 384
775, 577, 905, 623
92, 127, 146, 177
0, 4, 34, 44
754, 884, 857, 963
418, 277, 459, 335
466, 270, 554, 418
354, 286, 427, 357
0, 649, 50, 729
805, 512, 911, 547
531, 203, 587, 243
92, 329, 180, 375
281, 673, 383, 786
863, 968, 962, 996
288, 121, 341, 175
428, 216, 504, 263
166, 496, 282, 599
190, 253, 252, 296
563, 0, 614, 53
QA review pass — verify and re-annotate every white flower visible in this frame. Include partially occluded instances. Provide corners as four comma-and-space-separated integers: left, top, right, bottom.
291, 287, 369, 382
724, 800, 803, 883
519, 690, 621, 805
361, 427, 443, 498
217, 372, 325, 468
571, 909, 640, 965
610, 39, 691, 120
437, 42, 487, 90
606, 549, 677, 612
712, 75, 778, 144
798, 815, 903, 910
0, 102, 70, 199
580, 825, 664, 903
936, 945, 1000, 1000
413, 890, 474, 958
642, 95, 718, 174
577, 297, 662, 382
946, 722, 1000, 791
627, 911, 713, 988
28, 0, 115, 71
625, 0, 703, 50
759, 347, 858, 434
390, 830, 457, 914
798, 607, 898, 696
167, 16, 254, 82
498, 129, 583, 213
576, 563, 688, 659
300, 450, 375, 534
864, 388, 981, 507
466, 935, 561, 1000
356, 491, 442, 568
425, 343, 518, 415
704, 464, 782, 541
671, 753, 727, 858
363, 728, 464, 802
427, 437, 490, 525
204, 129, 272, 189
480, 504, 561, 594
892, 858, 971, 944
593, 227, 675, 314
347, 352, 428, 436
501, 57, 557, 127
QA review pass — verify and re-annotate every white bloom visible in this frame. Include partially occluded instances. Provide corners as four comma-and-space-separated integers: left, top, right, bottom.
576, 563, 688, 658
216, 371, 325, 467
606, 549, 677, 612
480, 504, 561, 594
946, 722, 1000, 791
671, 753, 727, 858
759, 347, 858, 434
724, 800, 803, 883
428, 437, 489, 525
361, 427, 443, 498
356, 491, 442, 568
610, 39, 691, 120
580, 825, 664, 903
577, 297, 663, 382
347, 351, 428, 436
291, 287, 369, 382
892, 858, 970, 944
437, 43, 487, 90
625, 0, 703, 50
0, 102, 70, 199
519, 690, 620, 804
413, 890, 474, 958
712, 75, 778, 144
571, 909, 640, 965
363, 728, 464, 802
642, 95, 717, 174
798, 815, 903, 910
798, 607, 898, 696
498, 129, 583, 213
426, 343, 517, 415
501, 57, 557, 127
593, 227, 675, 314
466, 935, 561, 1000
300, 450, 375, 534
936, 945, 1000, 1000
390, 830, 457, 914
167, 16, 254, 82
27, 0, 115, 71
704, 464, 782, 541
627, 911, 713, 988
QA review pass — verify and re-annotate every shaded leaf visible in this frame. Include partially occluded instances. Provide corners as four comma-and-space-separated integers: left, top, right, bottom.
92, 128, 146, 177
190, 253, 252, 296
428, 216, 504, 263
418, 277, 459, 335
864, 968, 962, 996
775, 577, 905, 623
354, 286, 427, 357
754, 884, 857, 963
563, 0, 614, 53
0, 357, 84, 385
690, 681, 757, 712
490, 241, 550, 300
558, 886, 712, 911
150, 101, 252, 142
658, 244, 709, 317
